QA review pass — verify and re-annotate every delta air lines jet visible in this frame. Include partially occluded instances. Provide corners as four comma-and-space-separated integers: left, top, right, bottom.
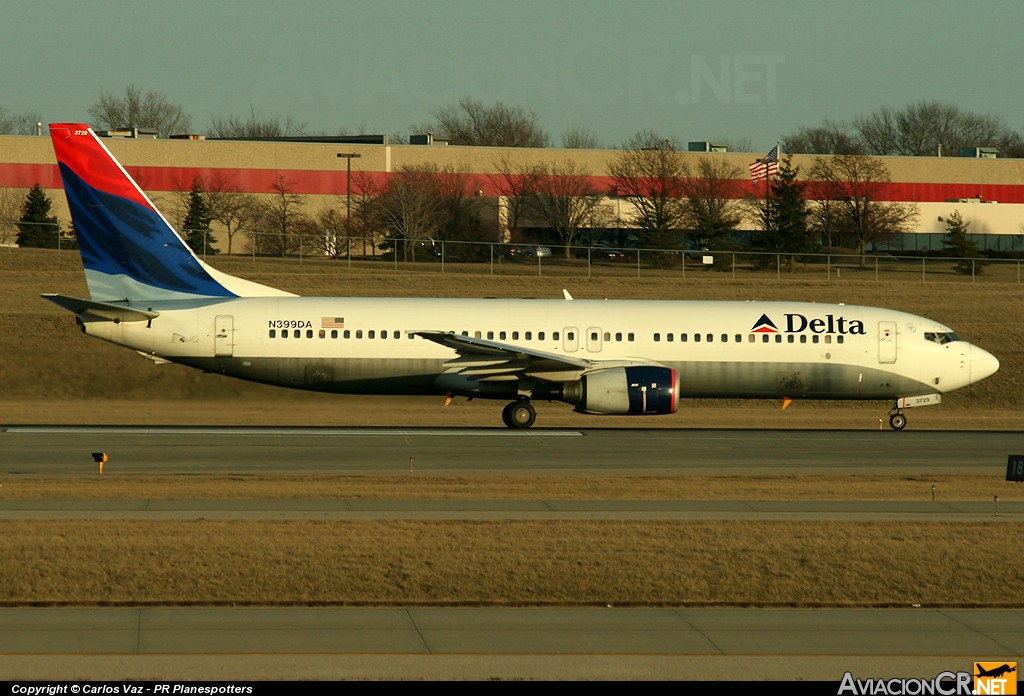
43, 124, 999, 429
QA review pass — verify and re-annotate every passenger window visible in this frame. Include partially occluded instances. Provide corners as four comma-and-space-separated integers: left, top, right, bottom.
554, 332, 560, 340
627, 333, 634, 342
774, 335, 781, 343
666, 334, 673, 342
499, 331, 506, 340
812, 335, 819, 344
369, 330, 375, 339
694, 334, 701, 343
825, 335, 832, 344
269, 329, 276, 338
539, 332, 546, 340
735, 334, 741, 342
681, 334, 688, 342
837, 336, 844, 344
526, 331, 532, 340
721, 334, 727, 343
331, 330, 338, 339
381, 331, 387, 340
356, 330, 363, 339
512, 331, 519, 340
306, 330, 313, 338
319, 329, 326, 339
615, 332, 622, 341
762, 335, 769, 343
787, 335, 794, 343
706, 334, 713, 342
748, 334, 754, 343
282, 329, 289, 338
591, 332, 599, 341
343, 330, 350, 339
799, 335, 806, 344
487, 331, 494, 339
654, 333, 661, 342
603, 332, 610, 341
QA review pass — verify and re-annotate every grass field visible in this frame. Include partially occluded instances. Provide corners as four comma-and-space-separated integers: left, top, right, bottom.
1, 248, 1021, 608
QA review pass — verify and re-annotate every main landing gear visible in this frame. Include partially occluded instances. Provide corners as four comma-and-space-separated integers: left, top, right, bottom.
502, 399, 536, 429
888, 404, 907, 431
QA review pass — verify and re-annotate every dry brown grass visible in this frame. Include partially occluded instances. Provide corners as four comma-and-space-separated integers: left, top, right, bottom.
2, 519, 1020, 607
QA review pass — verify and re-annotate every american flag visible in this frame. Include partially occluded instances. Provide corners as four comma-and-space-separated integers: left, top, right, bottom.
321, 316, 345, 329
749, 145, 779, 181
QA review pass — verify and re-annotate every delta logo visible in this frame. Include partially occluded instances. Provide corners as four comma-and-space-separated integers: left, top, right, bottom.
751, 312, 867, 335
975, 662, 1017, 695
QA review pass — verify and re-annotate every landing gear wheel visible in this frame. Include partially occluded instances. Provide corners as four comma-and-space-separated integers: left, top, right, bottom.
889, 413, 907, 431
502, 400, 536, 429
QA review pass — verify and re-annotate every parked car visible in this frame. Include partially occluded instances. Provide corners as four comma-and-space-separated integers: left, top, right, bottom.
576, 245, 626, 262
504, 244, 552, 261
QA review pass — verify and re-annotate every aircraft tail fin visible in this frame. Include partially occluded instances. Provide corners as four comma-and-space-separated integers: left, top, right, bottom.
49, 123, 293, 302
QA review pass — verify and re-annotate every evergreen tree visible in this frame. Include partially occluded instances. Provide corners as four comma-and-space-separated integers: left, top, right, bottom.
16, 184, 61, 248
753, 157, 814, 271
943, 210, 982, 275
182, 180, 218, 255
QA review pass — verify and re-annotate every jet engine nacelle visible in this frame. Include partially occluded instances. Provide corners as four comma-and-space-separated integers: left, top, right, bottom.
566, 366, 678, 415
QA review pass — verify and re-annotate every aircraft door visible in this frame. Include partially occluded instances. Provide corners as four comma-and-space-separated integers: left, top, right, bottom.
586, 326, 603, 353
563, 326, 579, 353
215, 315, 234, 357
878, 321, 896, 364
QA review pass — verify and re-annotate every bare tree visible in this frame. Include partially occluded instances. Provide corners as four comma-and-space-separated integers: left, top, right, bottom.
783, 120, 863, 155
519, 160, 608, 256
88, 85, 191, 136
418, 97, 549, 147
208, 108, 307, 138
0, 187, 27, 245
854, 101, 1012, 156
199, 172, 258, 255
0, 108, 41, 135
249, 176, 307, 256
678, 156, 744, 250
808, 154, 918, 264
376, 165, 444, 261
561, 126, 600, 149
607, 132, 688, 249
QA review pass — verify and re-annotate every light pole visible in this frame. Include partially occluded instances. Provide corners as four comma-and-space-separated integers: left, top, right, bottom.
337, 153, 362, 253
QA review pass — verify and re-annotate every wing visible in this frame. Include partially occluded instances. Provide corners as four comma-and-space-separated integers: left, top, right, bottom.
413, 330, 661, 383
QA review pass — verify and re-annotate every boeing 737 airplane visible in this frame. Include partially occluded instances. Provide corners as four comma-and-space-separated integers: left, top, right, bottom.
43, 124, 1000, 429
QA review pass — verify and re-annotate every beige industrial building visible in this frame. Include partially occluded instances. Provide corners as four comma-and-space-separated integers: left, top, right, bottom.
2, 131, 1023, 252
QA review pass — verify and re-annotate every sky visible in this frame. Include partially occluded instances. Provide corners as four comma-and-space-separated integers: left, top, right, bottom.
4, 0, 1022, 152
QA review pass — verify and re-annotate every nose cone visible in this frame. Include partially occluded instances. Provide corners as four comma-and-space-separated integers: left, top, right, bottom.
970, 345, 1000, 384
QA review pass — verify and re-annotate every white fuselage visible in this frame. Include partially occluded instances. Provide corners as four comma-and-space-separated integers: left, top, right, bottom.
80, 297, 998, 402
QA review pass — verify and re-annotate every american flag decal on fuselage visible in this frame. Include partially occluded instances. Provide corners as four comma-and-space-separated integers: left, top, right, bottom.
321, 317, 345, 329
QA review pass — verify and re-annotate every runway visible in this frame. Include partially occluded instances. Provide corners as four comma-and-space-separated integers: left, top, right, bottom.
3, 425, 1021, 475
1, 426, 1021, 681
0, 606, 1020, 681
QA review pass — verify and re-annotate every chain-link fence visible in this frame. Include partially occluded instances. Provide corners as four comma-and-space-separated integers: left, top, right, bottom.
228, 234, 1024, 284
8, 225, 1022, 284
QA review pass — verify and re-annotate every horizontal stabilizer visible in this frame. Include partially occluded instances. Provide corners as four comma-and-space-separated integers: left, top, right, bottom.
41, 294, 160, 322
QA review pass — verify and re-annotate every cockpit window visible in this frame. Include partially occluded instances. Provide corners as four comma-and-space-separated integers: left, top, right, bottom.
925, 331, 961, 345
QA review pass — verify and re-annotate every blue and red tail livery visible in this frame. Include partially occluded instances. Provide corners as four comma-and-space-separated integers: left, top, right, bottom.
49, 124, 289, 302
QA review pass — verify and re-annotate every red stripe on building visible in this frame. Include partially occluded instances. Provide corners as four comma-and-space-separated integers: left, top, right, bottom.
2, 163, 1023, 204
